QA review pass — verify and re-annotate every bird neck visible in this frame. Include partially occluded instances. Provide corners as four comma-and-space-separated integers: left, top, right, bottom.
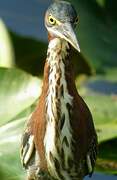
47, 37, 69, 66
42, 37, 77, 100
43, 37, 76, 122
43, 38, 76, 175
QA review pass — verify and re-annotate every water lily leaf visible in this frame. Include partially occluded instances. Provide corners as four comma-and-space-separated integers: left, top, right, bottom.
84, 93, 117, 143
78, 75, 117, 174
0, 67, 41, 126
0, 19, 15, 68
0, 67, 41, 179
0, 117, 26, 180
80, 81, 117, 143
0, 118, 25, 154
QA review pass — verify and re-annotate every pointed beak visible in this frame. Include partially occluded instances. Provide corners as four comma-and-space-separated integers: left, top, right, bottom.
61, 22, 80, 52
47, 21, 80, 52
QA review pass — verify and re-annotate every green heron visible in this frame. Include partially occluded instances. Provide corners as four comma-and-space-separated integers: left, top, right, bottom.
21, 1, 98, 179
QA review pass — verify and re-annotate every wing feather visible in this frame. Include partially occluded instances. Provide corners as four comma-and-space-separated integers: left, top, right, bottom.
20, 131, 35, 168
86, 135, 98, 176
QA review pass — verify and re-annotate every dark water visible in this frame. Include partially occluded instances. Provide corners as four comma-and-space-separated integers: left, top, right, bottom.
85, 173, 117, 180
0, 0, 116, 179
86, 80, 117, 95
0, 0, 51, 40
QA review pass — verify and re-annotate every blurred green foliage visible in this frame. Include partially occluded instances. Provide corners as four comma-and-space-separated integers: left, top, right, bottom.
0, 0, 117, 179
0, 19, 15, 67
72, 0, 117, 73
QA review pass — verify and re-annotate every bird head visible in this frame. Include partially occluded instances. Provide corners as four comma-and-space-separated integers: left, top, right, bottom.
45, 0, 80, 52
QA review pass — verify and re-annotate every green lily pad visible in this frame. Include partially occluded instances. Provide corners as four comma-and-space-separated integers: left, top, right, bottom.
0, 67, 41, 126
79, 77, 117, 143
0, 67, 42, 179
78, 76, 117, 174
0, 117, 26, 180
0, 19, 15, 68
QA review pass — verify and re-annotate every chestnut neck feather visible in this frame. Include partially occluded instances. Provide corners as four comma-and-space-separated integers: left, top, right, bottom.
42, 35, 77, 96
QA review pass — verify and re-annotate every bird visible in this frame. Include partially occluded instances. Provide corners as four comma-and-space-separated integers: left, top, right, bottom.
20, 0, 98, 179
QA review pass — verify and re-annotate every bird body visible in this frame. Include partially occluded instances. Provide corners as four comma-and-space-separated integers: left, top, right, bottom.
21, 1, 97, 180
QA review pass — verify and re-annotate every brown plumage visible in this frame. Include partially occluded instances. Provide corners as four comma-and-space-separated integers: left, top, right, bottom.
20, 1, 98, 180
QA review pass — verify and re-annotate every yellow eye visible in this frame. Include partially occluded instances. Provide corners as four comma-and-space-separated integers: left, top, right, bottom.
49, 15, 56, 25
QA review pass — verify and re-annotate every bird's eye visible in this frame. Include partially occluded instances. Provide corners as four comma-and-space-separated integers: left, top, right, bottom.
49, 15, 56, 25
